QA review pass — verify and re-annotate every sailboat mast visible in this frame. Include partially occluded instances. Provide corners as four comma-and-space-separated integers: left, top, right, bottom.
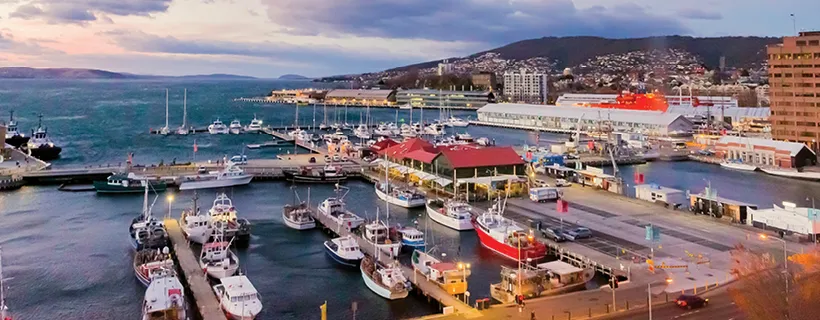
165, 89, 169, 129
384, 153, 390, 221
143, 184, 149, 219
182, 89, 188, 128
0, 247, 5, 320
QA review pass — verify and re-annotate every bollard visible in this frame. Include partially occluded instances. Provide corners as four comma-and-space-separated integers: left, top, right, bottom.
606, 304, 610, 313
565, 311, 571, 320
626, 301, 629, 310
589, 307, 592, 318
694, 285, 697, 295
665, 293, 669, 302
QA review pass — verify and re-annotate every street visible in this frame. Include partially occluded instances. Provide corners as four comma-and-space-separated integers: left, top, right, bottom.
600, 287, 745, 320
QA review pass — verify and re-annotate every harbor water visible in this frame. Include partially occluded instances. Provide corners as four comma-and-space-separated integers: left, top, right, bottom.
1, 80, 819, 319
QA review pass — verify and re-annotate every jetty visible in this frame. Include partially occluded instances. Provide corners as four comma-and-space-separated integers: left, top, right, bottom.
163, 218, 227, 320
309, 207, 482, 318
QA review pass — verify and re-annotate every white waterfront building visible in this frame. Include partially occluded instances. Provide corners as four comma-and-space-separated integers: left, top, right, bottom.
503, 69, 548, 104
476, 103, 693, 137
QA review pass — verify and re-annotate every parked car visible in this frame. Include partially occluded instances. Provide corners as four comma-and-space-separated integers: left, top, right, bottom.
555, 178, 572, 187
541, 227, 566, 242
675, 295, 708, 309
533, 179, 550, 187
197, 166, 208, 174
229, 155, 248, 165
564, 227, 592, 241
565, 154, 580, 160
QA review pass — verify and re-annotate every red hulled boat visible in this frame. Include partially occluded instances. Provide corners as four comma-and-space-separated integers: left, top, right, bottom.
472, 201, 546, 261
588, 92, 669, 112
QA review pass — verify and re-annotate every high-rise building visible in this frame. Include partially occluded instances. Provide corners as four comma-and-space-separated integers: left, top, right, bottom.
767, 31, 820, 149
503, 69, 548, 104
437, 60, 453, 76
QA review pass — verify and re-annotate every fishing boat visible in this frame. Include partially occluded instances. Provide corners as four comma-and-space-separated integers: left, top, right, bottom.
176, 89, 190, 135
178, 163, 253, 190
375, 182, 425, 208
206, 193, 252, 246
473, 198, 546, 261
760, 167, 820, 181
324, 235, 364, 267
208, 119, 229, 134
23, 114, 62, 161
229, 119, 242, 134
213, 275, 262, 320
141, 267, 186, 320
282, 165, 347, 183
94, 173, 167, 194
360, 255, 410, 300
446, 116, 469, 127
282, 187, 316, 230
720, 160, 757, 172
159, 89, 171, 135
133, 247, 173, 287
4, 111, 29, 148
362, 214, 402, 257
199, 226, 239, 279
411, 250, 470, 295
245, 114, 263, 133
317, 185, 365, 230
426, 199, 474, 231
397, 226, 425, 250
129, 185, 169, 251
490, 261, 594, 303
179, 192, 211, 244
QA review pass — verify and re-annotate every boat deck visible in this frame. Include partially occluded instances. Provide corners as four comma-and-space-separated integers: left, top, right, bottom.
309, 206, 482, 318
163, 218, 228, 320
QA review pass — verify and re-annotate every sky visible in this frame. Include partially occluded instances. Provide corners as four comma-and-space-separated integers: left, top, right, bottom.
0, 0, 817, 78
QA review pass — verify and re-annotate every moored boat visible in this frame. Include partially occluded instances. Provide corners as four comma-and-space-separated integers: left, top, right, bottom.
207, 193, 251, 246
4, 111, 29, 148
362, 217, 402, 257
129, 185, 169, 251
759, 167, 820, 181
375, 182, 425, 208
176, 89, 190, 135
282, 188, 316, 230
411, 250, 470, 295
282, 165, 347, 183
472, 199, 546, 261
23, 114, 62, 161
397, 226, 425, 250
426, 199, 474, 231
720, 161, 757, 171
180, 193, 210, 244
317, 185, 365, 230
245, 114, 263, 133
446, 116, 469, 127
490, 260, 594, 303
142, 267, 186, 320
199, 227, 239, 279
133, 247, 174, 287
324, 235, 364, 267
213, 275, 262, 320
360, 255, 410, 300
178, 163, 253, 190
94, 173, 167, 194
229, 119, 242, 134
208, 119, 229, 134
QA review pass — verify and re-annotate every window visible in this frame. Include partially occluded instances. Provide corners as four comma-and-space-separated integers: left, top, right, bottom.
811, 40, 820, 46
801, 132, 816, 137
797, 40, 807, 46
774, 73, 783, 78
782, 83, 793, 87
786, 73, 794, 78
803, 73, 814, 78
815, 53, 820, 59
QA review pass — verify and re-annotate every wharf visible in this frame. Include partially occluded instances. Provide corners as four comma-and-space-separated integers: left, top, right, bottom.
163, 218, 227, 320
564, 156, 646, 167
308, 207, 482, 319
233, 97, 481, 110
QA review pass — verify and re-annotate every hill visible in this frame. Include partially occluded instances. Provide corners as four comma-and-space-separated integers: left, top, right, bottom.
278, 74, 310, 80
388, 35, 780, 72
0, 67, 257, 80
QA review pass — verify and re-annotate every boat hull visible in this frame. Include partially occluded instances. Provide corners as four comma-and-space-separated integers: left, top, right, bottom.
361, 266, 409, 300
282, 171, 347, 184
426, 203, 474, 231
27, 146, 62, 161
202, 264, 239, 279
490, 280, 588, 304
94, 181, 167, 193
5, 135, 29, 148
760, 167, 820, 181
179, 175, 253, 190
472, 220, 546, 261
324, 241, 361, 267
181, 224, 210, 244
375, 186, 425, 208
720, 162, 757, 171
282, 213, 316, 230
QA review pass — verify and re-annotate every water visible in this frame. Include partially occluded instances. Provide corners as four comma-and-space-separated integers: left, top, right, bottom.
0, 80, 816, 319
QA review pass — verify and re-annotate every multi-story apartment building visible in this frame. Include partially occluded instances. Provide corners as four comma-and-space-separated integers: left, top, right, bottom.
503, 69, 548, 104
768, 31, 820, 150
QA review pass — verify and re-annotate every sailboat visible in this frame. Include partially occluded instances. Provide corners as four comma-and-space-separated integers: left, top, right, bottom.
129, 184, 169, 251
176, 89, 190, 135
159, 89, 170, 135
0, 248, 14, 320
319, 104, 329, 130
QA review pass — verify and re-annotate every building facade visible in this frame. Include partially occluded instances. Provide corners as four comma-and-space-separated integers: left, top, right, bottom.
503, 69, 548, 104
714, 136, 816, 168
767, 31, 820, 147
395, 89, 494, 109
324, 89, 396, 105
471, 72, 498, 91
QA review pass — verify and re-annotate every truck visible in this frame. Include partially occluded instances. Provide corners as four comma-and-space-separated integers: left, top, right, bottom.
529, 187, 563, 202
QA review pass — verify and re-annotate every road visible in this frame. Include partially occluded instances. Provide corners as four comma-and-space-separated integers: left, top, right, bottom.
600, 287, 745, 320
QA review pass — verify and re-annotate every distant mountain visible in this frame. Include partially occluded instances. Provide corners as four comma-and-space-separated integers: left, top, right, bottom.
388, 35, 780, 72
0, 67, 257, 80
278, 74, 310, 80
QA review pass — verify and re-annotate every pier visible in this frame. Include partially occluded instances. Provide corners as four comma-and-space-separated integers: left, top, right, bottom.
163, 218, 227, 320
309, 208, 482, 318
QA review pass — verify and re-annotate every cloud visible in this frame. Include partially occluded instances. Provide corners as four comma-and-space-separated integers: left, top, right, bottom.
260, 0, 690, 44
0, 31, 64, 56
9, 0, 172, 24
678, 8, 723, 20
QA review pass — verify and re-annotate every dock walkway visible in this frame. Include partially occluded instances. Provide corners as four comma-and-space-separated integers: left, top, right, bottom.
309, 207, 482, 319
164, 218, 227, 320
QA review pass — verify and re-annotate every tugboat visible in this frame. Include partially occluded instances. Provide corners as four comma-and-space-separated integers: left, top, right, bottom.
23, 114, 62, 161
94, 173, 167, 194
4, 111, 29, 148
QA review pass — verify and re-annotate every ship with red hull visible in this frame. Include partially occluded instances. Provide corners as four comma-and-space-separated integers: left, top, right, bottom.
472, 202, 546, 261
585, 92, 670, 112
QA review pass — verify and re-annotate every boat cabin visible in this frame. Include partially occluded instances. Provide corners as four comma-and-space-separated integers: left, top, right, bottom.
536, 261, 589, 286
201, 241, 230, 262
364, 223, 390, 243
217, 276, 260, 303
398, 228, 424, 242
428, 262, 470, 295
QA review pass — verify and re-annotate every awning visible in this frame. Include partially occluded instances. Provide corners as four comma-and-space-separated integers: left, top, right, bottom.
434, 178, 453, 187
408, 169, 437, 181
456, 175, 523, 185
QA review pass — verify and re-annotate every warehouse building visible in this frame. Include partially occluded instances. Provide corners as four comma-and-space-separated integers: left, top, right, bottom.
715, 136, 816, 168
325, 89, 396, 105
476, 103, 694, 137
395, 89, 494, 109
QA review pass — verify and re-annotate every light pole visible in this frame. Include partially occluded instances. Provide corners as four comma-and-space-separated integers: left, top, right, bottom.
759, 234, 789, 318
166, 194, 174, 219
648, 283, 652, 320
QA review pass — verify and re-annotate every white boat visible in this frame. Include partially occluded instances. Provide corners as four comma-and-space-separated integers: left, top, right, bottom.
229, 119, 242, 134
362, 217, 402, 257
324, 235, 364, 267
360, 256, 410, 300
373, 124, 392, 136
207, 193, 252, 245
213, 275, 262, 320
208, 119, 229, 134
282, 188, 316, 230
455, 132, 474, 142
342, 122, 353, 130
375, 182, 426, 208
178, 163, 253, 190
411, 250, 469, 295
399, 124, 417, 138
354, 124, 372, 139
288, 128, 312, 141
720, 161, 758, 171
4, 110, 29, 148
330, 123, 342, 130
199, 226, 239, 279
386, 122, 401, 135
446, 116, 469, 127
180, 193, 211, 244
490, 260, 594, 303
176, 89, 190, 135
133, 247, 174, 287
129, 184, 169, 251
245, 114, 263, 133
475, 137, 492, 146
396, 226, 425, 250
760, 167, 820, 181
319, 123, 329, 130
426, 199, 474, 231
317, 185, 365, 230
142, 268, 186, 320
399, 104, 412, 110
159, 89, 170, 135
424, 122, 446, 136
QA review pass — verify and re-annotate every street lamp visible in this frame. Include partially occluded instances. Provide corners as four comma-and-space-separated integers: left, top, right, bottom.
759, 233, 790, 317
166, 194, 174, 218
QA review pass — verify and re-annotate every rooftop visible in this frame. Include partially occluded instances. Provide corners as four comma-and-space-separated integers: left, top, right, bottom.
438, 145, 525, 169
717, 136, 814, 157
537, 260, 584, 275
325, 89, 394, 101
397, 89, 492, 96
221, 275, 259, 297
478, 103, 689, 126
